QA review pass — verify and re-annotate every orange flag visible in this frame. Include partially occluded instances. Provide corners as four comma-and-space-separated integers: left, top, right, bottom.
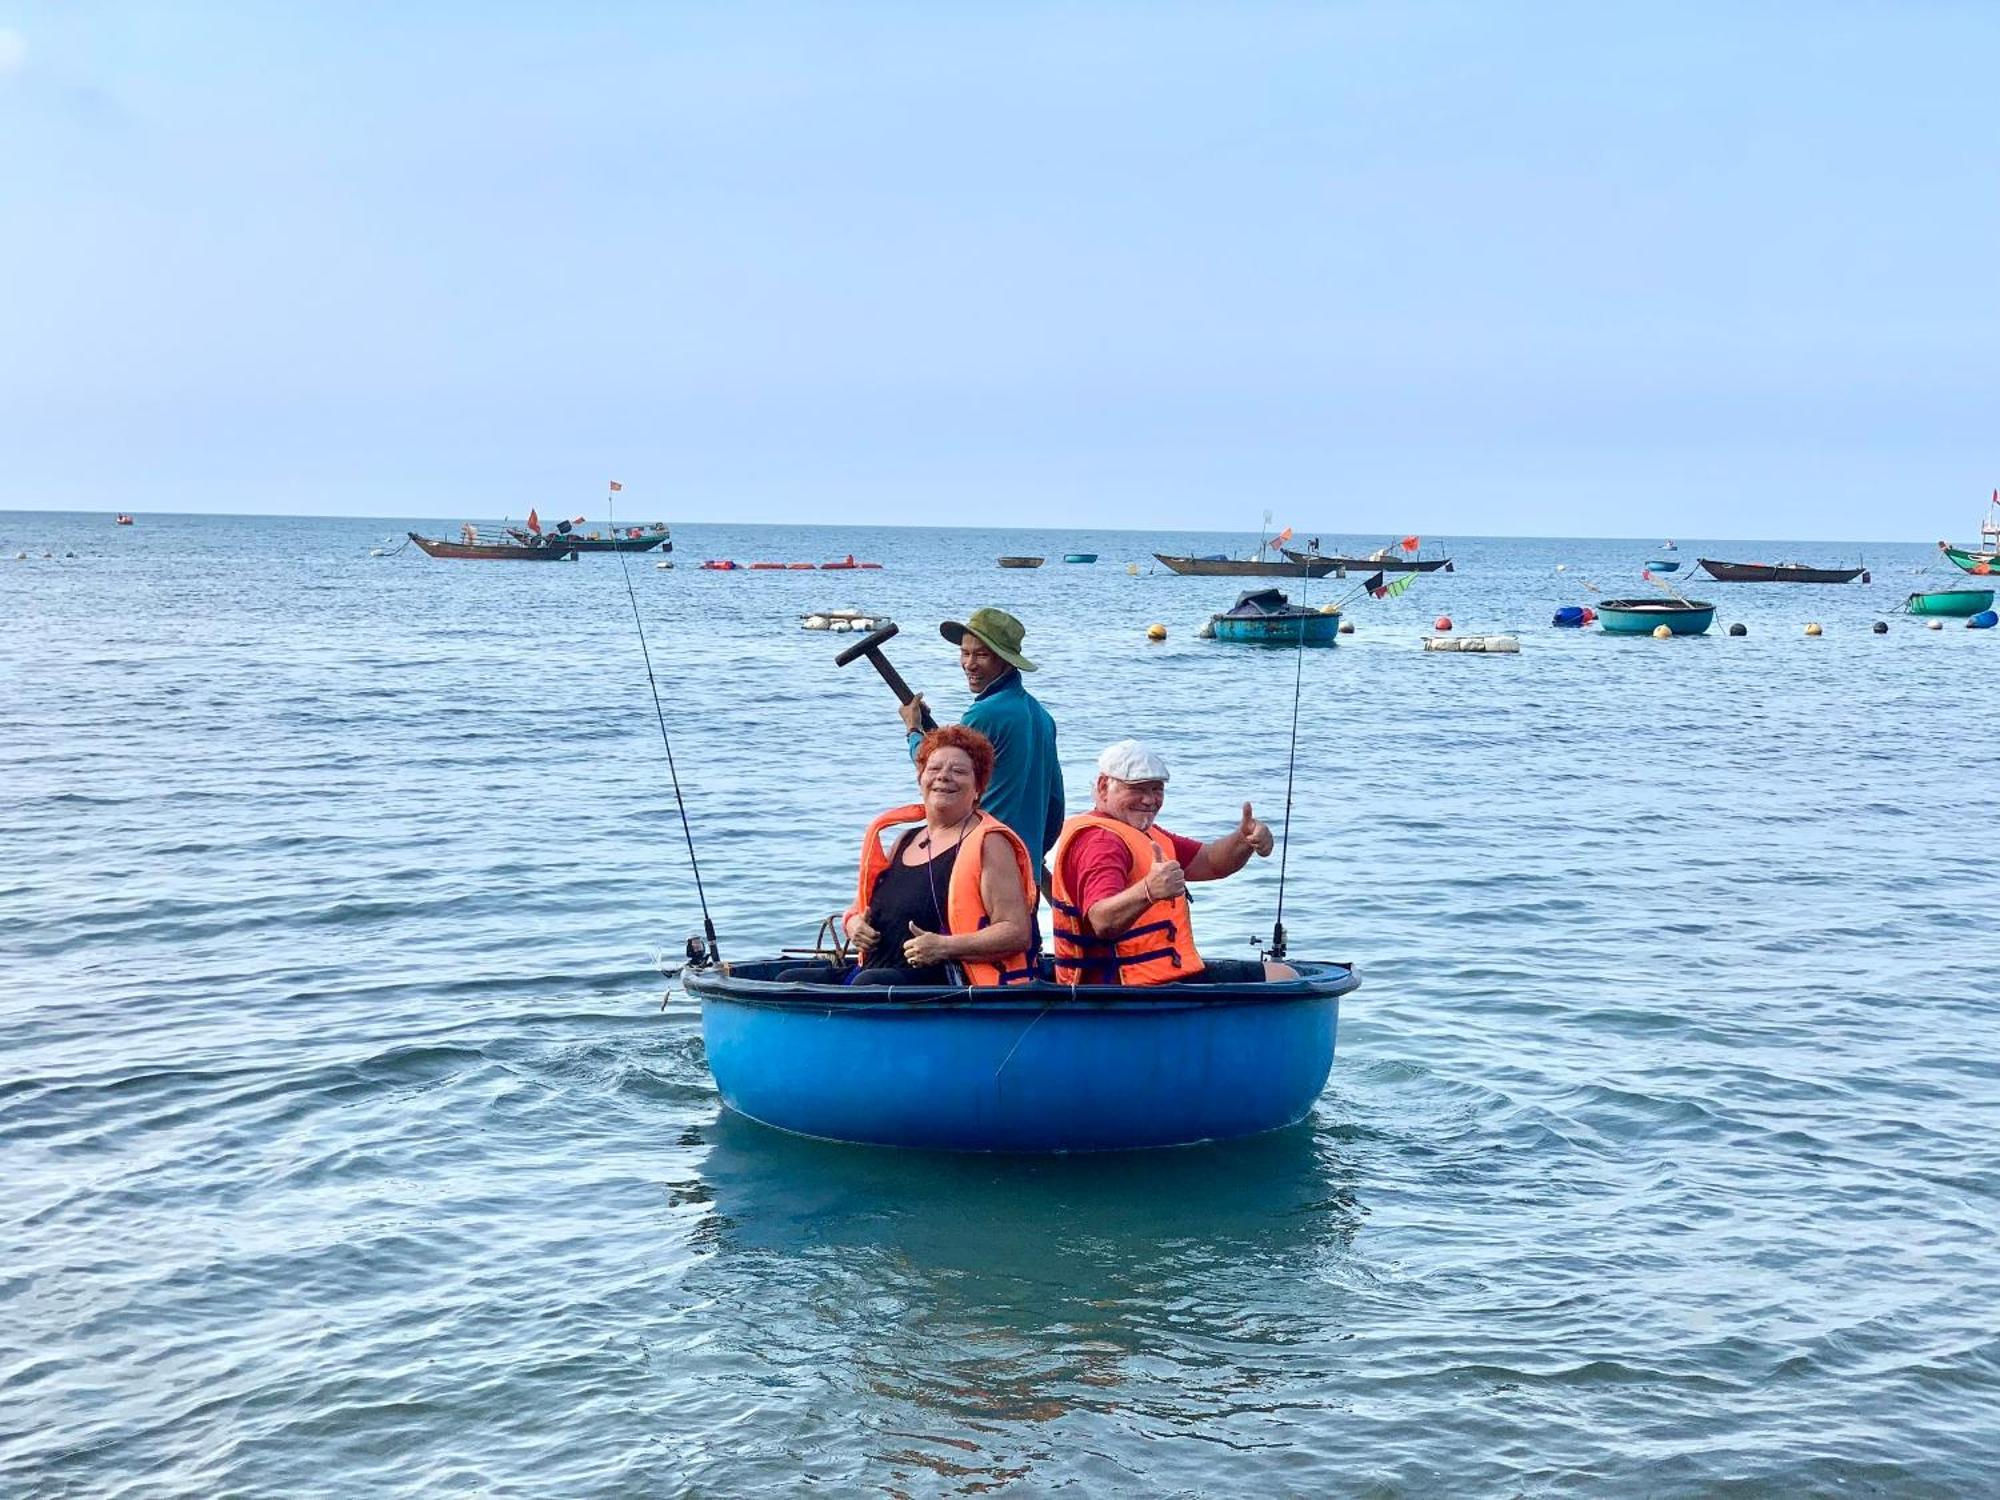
526, 508, 541, 533
1400, 535, 1420, 552
609, 480, 623, 492
1274, 526, 1293, 545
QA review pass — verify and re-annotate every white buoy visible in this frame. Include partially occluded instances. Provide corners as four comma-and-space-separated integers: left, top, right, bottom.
802, 615, 829, 630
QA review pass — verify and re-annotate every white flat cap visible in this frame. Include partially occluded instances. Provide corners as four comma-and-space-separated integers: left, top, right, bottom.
1097, 739, 1170, 784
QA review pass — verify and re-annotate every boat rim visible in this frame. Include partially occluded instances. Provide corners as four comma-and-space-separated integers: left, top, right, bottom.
685, 957, 1358, 1012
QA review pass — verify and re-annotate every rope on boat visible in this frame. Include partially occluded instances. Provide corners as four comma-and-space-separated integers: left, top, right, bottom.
609, 487, 722, 964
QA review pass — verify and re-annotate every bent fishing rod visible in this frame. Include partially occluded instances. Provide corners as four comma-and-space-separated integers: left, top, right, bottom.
607, 484, 721, 967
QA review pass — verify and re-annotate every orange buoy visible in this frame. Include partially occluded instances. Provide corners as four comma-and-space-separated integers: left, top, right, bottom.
1434, 615, 1452, 632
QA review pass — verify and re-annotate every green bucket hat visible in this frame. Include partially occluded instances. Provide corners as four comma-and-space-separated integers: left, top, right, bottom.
940, 607, 1037, 672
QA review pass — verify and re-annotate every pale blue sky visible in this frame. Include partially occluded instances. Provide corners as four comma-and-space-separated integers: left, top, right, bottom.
1, 3, 1995, 539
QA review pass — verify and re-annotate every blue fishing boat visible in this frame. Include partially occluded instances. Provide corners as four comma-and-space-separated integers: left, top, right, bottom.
1596, 597, 1715, 636
684, 959, 1360, 1152
1063, 552, 1098, 564
1644, 558, 1680, 572
1201, 588, 1340, 646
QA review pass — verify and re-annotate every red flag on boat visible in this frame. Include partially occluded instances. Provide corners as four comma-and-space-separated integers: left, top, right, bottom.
526, 508, 541, 533
609, 480, 623, 492
1274, 526, 1293, 545
1400, 535, 1420, 552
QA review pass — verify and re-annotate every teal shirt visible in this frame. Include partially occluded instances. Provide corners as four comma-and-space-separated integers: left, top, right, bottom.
907, 669, 1064, 877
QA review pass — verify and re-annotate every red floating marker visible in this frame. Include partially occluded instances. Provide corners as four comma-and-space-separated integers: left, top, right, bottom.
1434, 615, 1453, 631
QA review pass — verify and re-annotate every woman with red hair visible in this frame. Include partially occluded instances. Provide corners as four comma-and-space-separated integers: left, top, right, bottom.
836, 725, 1038, 987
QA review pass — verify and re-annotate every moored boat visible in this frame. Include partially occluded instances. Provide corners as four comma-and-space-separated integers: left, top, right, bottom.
1158, 553, 1338, 578
1904, 587, 1995, 617
998, 555, 1045, 568
1644, 558, 1680, 572
566, 524, 671, 553
1596, 597, 1715, 635
1281, 548, 1451, 573
1063, 553, 1098, 564
685, 958, 1360, 1152
409, 529, 576, 561
1201, 588, 1340, 645
1697, 558, 1868, 584
1938, 490, 2000, 574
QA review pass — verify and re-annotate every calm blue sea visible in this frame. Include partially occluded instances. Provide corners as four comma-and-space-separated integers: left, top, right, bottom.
3, 511, 1995, 1496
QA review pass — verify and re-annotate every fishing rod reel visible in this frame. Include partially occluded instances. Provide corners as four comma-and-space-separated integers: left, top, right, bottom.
1255, 920, 1287, 963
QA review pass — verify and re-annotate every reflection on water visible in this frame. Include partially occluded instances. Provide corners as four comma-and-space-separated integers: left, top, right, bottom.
682, 1113, 1364, 1490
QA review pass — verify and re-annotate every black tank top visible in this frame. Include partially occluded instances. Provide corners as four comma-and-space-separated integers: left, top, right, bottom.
866, 831, 961, 981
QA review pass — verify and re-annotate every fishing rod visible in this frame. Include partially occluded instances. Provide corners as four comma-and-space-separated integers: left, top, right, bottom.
1266, 563, 1316, 962
608, 482, 722, 965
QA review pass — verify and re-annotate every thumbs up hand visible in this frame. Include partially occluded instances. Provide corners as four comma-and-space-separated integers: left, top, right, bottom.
903, 920, 950, 967
1239, 802, 1274, 857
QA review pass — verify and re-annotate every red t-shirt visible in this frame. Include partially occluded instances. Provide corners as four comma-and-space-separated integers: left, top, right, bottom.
1063, 824, 1203, 927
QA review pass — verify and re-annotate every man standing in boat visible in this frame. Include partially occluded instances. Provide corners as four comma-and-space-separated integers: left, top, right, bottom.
899, 609, 1064, 891
1050, 740, 1295, 984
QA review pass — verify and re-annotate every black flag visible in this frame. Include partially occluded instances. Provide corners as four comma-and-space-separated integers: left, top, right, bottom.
1362, 570, 1385, 597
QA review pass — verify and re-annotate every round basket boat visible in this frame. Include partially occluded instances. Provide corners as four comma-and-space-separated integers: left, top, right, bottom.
684, 959, 1360, 1153
1596, 597, 1715, 635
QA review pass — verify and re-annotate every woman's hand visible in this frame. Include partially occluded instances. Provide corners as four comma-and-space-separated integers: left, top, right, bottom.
846, 911, 880, 955
903, 921, 952, 968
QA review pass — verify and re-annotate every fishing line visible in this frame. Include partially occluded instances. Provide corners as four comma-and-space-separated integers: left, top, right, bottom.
608, 488, 721, 963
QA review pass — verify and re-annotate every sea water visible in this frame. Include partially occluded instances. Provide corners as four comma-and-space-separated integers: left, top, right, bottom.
3, 512, 1995, 1495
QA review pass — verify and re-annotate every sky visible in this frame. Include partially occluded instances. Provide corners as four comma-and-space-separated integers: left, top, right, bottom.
1, 2, 1995, 540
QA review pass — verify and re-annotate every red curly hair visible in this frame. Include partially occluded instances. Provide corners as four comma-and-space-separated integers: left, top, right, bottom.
915, 724, 996, 797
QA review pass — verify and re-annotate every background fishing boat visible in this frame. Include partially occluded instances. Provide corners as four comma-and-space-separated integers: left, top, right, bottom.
1595, 597, 1715, 635
1937, 490, 2000, 574
1063, 552, 1098, 563
409, 529, 576, 561
1282, 544, 1452, 572
565, 523, 671, 553
1697, 557, 1868, 583
687, 959, 1360, 1153
998, 555, 1045, 568
1157, 552, 1338, 578
1904, 587, 1994, 617
1644, 558, 1680, 572
1200, 587, 1340, 645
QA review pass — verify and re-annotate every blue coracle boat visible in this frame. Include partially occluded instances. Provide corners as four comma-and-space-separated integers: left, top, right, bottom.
685, 959, 1361, 1152
1203, 588, 1340, 646
1596, 597, 1715, 635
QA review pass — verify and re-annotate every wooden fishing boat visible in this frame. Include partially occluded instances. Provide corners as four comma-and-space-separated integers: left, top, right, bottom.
1904, 587, 1995, 617
1157, 553, 1338, 578
1596, 597, 1715, 635
1697, 557, 1868, 584
1200, 588, 1340, 645
1063, 553, 1098, 564
409, 530, 576, 561
566, 524, 671, 553
998, 555, 1045, 568
1938, 491, 2000, 574
1281, 548, 1451, 573
685, 958, 1360, 1152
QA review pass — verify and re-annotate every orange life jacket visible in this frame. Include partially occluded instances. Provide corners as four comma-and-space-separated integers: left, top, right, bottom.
1049, 813, 1204, 985
845, 804, 1039, 987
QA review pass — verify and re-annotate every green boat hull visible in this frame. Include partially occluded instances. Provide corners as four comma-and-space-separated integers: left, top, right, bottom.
1906, 587, 1995, 617
1939, 545, 1999, 576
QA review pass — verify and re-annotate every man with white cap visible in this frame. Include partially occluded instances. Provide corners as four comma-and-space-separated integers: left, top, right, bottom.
898, 607, 1063, 884
1048, 740, 1295, 985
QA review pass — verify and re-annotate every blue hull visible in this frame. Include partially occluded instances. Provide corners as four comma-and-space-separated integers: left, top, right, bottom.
688, 960, 1357, 1152
1210, 611, 1340, 645
1597, 600, 1715, 635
